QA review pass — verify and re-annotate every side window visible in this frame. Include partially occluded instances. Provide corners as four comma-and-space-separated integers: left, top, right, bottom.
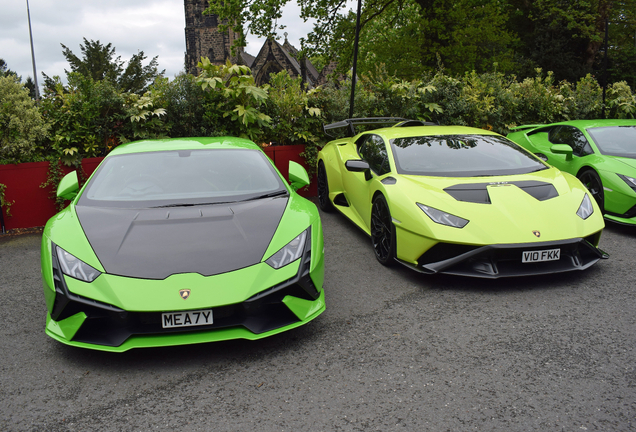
549, 126, 593, 157
358, 134, 390, 175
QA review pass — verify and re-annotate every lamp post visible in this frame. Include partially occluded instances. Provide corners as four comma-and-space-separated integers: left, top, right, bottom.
348, 0, 362, 120
26, 0, 40, 99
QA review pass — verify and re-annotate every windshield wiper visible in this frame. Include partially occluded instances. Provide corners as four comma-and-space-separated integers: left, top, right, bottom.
240, 190, 288, 201
151, 201, 234, 208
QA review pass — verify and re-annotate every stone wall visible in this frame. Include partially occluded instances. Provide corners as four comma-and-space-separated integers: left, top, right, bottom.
184, 0, 241, 75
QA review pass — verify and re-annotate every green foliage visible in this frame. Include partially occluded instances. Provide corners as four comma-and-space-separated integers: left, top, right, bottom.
40, 158, 67, 211
196, 59, 271, 141
606, 81, 636, 118
205, 0, 636, 85
354, 0, 518, 78
0, 59, 17, 79
39, 73, 127, 165
59, 38, 164, 94
263, 71, 325, 173
122, 90, 169, 141
2, 53, 634, 180
0, 182, 14, 217
360, 65, 442, 120
150, 74, 215, 137
0, 75, 50, 164
263, 71, 323, 145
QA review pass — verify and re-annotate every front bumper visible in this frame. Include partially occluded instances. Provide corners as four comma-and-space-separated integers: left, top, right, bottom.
44, 234, 325, 352
605, 203, 636, 226
398, 237, 608, 278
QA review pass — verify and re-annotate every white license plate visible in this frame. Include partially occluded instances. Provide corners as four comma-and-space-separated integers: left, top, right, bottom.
522, 249, 560, 263
162, 309, 213, 328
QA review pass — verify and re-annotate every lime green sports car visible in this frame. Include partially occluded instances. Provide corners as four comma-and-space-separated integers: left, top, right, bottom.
317, 118, 607, 278
507, 119, 636, 226
41, 137, 325, 352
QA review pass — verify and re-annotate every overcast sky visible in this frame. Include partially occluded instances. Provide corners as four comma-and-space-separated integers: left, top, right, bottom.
1, 0, 316, 88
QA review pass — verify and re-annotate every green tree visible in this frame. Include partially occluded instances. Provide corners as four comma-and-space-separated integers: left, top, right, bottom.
206, 0, 517, 78
355, 0, 517, 78
0, 59, 17, 78
0, 75, 50, 163
39, 73, 128, 165
606, 0, 636, 88
58, 38, 164, 94
507, 0, 636, 83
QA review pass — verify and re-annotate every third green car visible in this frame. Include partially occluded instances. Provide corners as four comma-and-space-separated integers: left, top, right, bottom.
508, 119, 636, 226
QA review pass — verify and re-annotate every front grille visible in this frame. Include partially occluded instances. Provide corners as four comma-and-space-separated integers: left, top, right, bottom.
417, 242, 480, 266
416, 237, 604, 278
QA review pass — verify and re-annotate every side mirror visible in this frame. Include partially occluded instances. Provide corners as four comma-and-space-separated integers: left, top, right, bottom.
57, 171, 79, 201
288, 161, 310, 192
345, 160, 372, 181
550, 144, 573, 161
345, 159, 370, 172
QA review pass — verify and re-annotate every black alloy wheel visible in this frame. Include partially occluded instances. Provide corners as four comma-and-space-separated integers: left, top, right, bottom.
371, 194, 396, 266
317, 161, 333, 212
578, 168, 605, 211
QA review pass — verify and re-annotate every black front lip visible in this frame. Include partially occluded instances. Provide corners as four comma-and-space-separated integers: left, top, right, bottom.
397, 238, 608, 279
49, 232, 319, 347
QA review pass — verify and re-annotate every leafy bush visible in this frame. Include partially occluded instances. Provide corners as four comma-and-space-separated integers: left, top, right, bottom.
122, 90, 168, 141
196, 59, 271, 141
151, 74, 215, 137
263, 71, 322, 146
606, 81, 636, 118
3, 59, 635, 174
40, 73, 128, 165
0, 75, 50, 164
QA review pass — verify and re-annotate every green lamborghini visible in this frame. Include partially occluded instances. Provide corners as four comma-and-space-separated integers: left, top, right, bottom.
317, 118, 607, 278
507, 119, 636, 226
41, 137, 325, 352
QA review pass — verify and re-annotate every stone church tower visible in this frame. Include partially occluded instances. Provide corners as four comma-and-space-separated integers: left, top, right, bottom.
183, 0, 242, 74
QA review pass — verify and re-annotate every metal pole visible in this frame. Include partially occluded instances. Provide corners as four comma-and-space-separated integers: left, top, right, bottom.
601, 17, 608, 119
26, 0, 40, 99
348, 0, 362, 122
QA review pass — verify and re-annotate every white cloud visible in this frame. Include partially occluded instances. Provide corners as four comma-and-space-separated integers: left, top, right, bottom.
1, 1, 314, 89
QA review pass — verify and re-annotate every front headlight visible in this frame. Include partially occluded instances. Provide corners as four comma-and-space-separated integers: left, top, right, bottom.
417, 203, 469, 228
576, 194, 594, 220
266, 229, 308, 269
56, 246, 101, 282
618, 174, 636, 191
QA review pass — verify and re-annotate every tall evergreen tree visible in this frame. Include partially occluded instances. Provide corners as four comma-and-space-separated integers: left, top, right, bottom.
58, 38, 164, 94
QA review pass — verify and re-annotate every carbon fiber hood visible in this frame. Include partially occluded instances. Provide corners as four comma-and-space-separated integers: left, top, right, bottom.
75, 197, 288, 279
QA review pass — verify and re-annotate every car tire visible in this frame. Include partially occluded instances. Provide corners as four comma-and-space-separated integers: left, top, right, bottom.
578, 168, 604, 211
317, 161, 334, 212
371, 194, 396, 266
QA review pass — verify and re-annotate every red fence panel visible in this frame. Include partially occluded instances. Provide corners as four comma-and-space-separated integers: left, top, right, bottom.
266, 144, 317, 198
0, 147, 315, 231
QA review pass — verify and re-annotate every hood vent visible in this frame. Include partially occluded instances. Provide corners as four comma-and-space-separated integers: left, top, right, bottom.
445, 181, 558, 204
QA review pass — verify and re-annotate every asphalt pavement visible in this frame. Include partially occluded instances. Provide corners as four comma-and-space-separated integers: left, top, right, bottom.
0, 209, 635, 431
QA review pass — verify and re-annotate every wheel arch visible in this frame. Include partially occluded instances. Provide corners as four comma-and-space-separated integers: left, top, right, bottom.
576, 165, 600, 178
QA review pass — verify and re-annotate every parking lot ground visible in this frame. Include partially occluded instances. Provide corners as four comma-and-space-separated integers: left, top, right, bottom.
1, 211, 635, 431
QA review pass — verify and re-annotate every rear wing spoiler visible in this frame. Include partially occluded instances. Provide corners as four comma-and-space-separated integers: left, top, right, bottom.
323, 117, 437, 139
508, 124, 545, 132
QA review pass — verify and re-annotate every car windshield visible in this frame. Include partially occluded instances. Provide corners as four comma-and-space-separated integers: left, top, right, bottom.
390, 134, 547, 177
586, 126, 636, 158
78, 149, 287, 208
